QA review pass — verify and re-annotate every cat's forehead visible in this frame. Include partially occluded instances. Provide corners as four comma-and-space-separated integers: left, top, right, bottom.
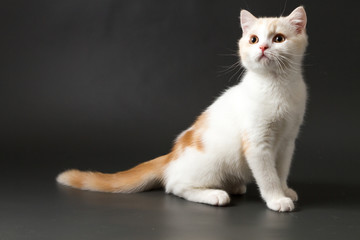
249, 17, 290, 36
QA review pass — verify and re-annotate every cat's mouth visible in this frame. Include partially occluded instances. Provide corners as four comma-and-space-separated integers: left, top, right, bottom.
260, 55, 268, 59
258, 54, 270, 63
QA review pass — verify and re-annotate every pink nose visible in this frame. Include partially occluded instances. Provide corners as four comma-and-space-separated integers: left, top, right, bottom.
260, 45, 269, 52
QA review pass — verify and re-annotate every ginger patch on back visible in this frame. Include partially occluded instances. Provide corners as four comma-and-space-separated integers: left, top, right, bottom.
171, 112, 208, 157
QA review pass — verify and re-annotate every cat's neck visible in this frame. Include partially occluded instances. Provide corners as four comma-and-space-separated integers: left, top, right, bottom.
244, 66, 303, 86
241, 68, 304, 97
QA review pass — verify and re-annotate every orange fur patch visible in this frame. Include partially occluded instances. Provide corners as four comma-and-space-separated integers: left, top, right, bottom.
241, 132, 251, 156
171, 112, 208, 156
266, 18, 280, 33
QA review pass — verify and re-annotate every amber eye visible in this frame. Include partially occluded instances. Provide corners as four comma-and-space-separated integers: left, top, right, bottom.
273, 34, 286, 43
249, 35, 259, 44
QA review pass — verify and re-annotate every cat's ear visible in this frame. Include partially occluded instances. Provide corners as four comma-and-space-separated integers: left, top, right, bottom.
240, 10, 257, 34
287, 6, 307, 34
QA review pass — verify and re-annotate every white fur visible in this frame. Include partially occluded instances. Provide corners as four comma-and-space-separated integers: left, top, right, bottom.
164, 7, 308, 212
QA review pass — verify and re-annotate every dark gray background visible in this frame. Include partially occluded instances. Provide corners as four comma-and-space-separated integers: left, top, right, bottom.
1, 0, 360, 239
1, 0, 359, 183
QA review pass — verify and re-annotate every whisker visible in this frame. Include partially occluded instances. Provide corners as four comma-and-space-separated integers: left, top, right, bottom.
280, 0, 288, 17
217, 61, 241, 75
228, 65, 244, 83
217, 48, 245, 83
217, 53, 239, 57
265, 51, 303, 75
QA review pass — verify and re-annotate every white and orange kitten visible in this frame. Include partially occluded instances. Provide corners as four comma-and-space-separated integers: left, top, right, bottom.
57, 6, 308, 212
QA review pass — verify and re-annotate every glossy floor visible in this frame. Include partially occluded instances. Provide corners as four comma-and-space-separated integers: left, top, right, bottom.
1, 179, 359, 240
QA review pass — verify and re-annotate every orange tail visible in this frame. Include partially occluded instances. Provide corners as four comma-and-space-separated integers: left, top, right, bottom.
56, 155, 169, 193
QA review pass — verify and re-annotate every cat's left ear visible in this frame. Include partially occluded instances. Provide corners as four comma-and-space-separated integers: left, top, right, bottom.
240, 10, 257, 34
287, 6, 307, 34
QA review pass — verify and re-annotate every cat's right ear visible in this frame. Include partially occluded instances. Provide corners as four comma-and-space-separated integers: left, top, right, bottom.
240, 10, 257, 34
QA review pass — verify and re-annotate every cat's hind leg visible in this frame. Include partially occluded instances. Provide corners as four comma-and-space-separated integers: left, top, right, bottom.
168, 185, 231, 206
229, 183, 247, 195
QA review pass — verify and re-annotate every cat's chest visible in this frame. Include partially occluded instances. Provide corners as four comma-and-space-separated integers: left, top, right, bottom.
260, 94, 292, 118
246, 85, 305, 128
248, 81, 305, 119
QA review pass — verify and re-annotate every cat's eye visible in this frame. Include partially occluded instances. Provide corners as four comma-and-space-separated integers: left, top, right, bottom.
249, 35, 259, 44
273, 34, 286, 43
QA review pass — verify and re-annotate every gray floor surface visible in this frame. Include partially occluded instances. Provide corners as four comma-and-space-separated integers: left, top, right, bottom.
1, 177, 360, 240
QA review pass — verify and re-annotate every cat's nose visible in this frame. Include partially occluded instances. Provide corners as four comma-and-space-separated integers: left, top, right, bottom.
259, 45, 269, 52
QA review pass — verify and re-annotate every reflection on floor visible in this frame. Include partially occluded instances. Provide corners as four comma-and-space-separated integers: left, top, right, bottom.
1, 181, 359, 240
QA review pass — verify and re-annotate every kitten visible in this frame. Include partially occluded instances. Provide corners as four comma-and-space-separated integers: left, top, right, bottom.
57, 6, 308, 212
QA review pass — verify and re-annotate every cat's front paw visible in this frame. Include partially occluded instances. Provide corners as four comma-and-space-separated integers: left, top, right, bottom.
284, 188, 298, 202
267, 197, 295, 212
207, 190, 231, 206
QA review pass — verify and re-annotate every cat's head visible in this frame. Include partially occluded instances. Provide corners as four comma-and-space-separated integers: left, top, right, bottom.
238, 6, 308, 75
